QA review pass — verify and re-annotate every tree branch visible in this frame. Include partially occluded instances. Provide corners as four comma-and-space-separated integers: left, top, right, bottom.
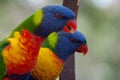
59, 0, 80, 80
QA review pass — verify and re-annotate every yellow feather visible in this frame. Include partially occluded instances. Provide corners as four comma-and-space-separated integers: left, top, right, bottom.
32, 48, 64, 80
48, 32, 58, 48
33, 9, 43, 26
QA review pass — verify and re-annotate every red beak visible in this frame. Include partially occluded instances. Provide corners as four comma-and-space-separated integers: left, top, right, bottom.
63, 19, 77, 33
76, 44, 88, 55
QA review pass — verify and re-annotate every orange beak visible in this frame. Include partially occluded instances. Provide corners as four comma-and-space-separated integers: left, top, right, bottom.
76, 44, 88, 55
63, 19, 77, 33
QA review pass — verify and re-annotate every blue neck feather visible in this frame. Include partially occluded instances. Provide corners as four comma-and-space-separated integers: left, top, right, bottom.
4, 72, 30, 80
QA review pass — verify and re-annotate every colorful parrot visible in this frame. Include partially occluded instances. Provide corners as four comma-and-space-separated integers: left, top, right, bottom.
0, 5, 77, 80
29, 31, 88, 80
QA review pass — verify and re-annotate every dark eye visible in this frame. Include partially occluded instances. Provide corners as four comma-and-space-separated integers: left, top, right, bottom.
55, 13, 62, 19
70, 38, 76, 43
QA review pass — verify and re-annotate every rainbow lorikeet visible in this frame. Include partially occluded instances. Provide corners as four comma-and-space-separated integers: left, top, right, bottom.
0, 5, 77, 80
29, 31, 88, 80
2, 30, 88, 80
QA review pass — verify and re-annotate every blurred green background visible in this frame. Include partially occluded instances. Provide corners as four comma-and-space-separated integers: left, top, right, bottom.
0, 0, 120, 80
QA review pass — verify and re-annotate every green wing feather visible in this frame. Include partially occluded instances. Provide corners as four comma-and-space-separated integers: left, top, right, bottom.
0, 40, 9, 80
42, 32, 58, 53
9, 15, 36, 37
9, 9, 43, 37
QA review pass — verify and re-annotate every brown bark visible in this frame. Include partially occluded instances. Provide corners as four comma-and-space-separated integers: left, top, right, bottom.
63, 0, 80, 18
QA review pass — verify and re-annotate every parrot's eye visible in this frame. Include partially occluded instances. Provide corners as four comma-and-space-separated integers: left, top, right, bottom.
56, 13, 62, 19
70, 38, 76, 43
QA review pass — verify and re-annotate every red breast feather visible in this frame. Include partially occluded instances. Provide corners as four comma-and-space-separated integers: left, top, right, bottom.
2, 30, 44, 74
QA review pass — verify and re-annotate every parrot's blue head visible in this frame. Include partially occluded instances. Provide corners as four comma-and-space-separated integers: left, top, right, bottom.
56, 31, 88, 60
34, 5, 77, 37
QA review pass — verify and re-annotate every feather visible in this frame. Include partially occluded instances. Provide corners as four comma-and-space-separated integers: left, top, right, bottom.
2, 30, 43, 79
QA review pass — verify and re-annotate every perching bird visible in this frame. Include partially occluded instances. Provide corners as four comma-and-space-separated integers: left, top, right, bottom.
0, 5, 77, 80
29, 31, 88, 80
